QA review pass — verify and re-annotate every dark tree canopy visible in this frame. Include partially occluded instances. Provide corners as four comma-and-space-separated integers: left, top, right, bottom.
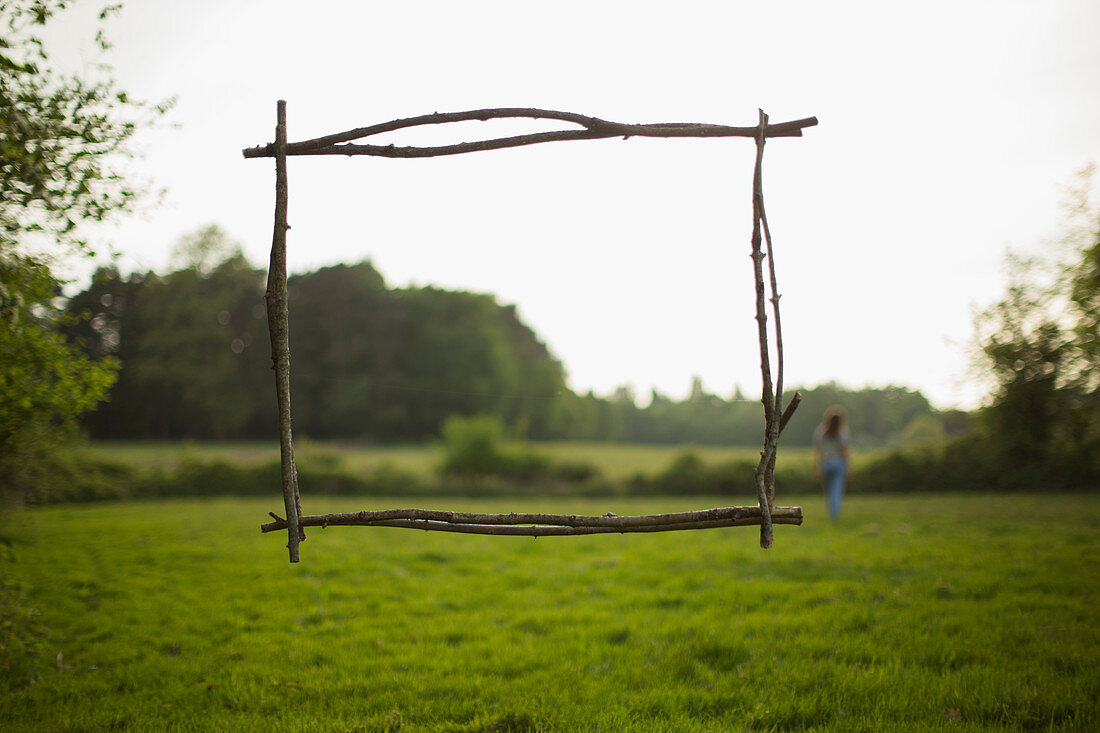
68, 252, 571, 442
66, 243, 941, 446
973, 169, 1100, 486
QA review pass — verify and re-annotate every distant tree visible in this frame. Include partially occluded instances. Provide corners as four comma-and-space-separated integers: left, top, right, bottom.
550, 390, 611, 441
495, 303, 567, 439
1064, 165, 1100, 394
68, 256, 573, 442
67, 235, 271, 439
975, 252, 1069, 470
288, 263, 574, 441
169, 224, 242, 276
287, 261, 393, 438
971, 166, 1100, 487
777, 382, 935, 448
336, 279, 567, 441
900, 413, 945, 447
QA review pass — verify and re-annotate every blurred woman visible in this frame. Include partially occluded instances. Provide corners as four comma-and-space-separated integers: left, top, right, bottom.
813, 406, 851, 518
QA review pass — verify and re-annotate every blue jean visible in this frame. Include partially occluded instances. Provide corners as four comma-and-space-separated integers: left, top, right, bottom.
822, 457, 846, 518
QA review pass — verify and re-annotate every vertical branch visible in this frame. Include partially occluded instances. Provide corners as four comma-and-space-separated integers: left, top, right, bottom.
265, 99, 303, 563
760, 134, 785, 514
762, 214, 783, 427
749, 109, 775, 549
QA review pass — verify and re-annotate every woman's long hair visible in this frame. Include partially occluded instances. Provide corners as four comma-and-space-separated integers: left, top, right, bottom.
822, 406, 846, 439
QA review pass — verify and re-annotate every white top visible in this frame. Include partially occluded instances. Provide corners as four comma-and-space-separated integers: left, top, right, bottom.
814, 425, 850, 462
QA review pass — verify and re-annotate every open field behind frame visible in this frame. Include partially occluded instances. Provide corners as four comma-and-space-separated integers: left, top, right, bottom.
76, 441, 880, 481
2, 494, 1097, 731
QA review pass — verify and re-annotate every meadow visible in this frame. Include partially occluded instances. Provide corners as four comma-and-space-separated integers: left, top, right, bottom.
2, 492, 1097, 731
76, 440, 828, 481
70, 435, 884, 493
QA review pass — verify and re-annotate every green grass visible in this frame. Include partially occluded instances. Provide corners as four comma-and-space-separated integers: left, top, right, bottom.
2, 494, 1097, 731
531, 443, 817, 480
76, 440, 875, 481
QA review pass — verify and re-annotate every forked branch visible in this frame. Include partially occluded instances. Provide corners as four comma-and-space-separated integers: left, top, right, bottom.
242, 107, 818, 160
749, 109, 801, 549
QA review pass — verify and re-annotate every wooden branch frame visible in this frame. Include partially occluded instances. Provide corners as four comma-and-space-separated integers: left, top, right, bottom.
244, 102, 816, 562
262, 505, 802, 537
264, 100, 304, 562
242, 107, 817, 160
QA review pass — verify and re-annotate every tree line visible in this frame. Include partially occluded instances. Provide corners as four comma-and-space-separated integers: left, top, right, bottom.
5, 0, 1095, 507
63, 227, 942, 446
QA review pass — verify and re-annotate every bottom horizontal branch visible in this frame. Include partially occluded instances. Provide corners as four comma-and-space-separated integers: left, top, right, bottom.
261, 505, 802, 537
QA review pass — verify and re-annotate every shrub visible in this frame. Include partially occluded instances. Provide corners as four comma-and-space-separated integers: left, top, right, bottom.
438, 415, 557, 482
651, 451, 709, 495
20, 451, 135, 505
438, 415, 511, 477
644, 451, 814, 497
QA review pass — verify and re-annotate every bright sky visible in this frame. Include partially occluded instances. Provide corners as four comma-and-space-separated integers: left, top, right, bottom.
45, 0, 1100, 410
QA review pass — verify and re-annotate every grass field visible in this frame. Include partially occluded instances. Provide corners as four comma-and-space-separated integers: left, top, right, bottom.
75, 440, 878, 481
2, 494, 1097, 731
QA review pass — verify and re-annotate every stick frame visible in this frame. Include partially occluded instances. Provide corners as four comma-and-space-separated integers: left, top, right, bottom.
246, 102, 815, 561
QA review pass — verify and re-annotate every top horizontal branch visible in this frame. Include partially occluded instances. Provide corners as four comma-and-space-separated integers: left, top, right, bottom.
242, 107, 818, 160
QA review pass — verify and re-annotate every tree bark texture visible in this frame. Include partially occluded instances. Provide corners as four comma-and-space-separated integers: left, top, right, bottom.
264, 100, 304, 563
749, 111, 775, 548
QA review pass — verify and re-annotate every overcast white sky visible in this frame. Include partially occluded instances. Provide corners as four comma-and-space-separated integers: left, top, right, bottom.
45, 0, 1100, 410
